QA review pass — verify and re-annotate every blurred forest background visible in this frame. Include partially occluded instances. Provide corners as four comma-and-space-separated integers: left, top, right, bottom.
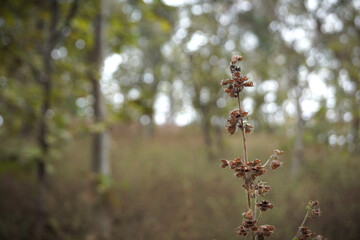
0, 0, 360, 239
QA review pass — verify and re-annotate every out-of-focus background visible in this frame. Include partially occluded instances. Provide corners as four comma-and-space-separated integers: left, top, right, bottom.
0, 0, 359, 239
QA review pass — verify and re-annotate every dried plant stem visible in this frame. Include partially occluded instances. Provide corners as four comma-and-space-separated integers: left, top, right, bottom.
254, 194, 257, 219
221, 56, 283, 239
293, 208, 310, 239
237, 95, 254, 237
262, 153, 275, 168
257, 210, 262, 224
238, 95, 252, 212
237, 96, 248, 165
247, 191, 251, 209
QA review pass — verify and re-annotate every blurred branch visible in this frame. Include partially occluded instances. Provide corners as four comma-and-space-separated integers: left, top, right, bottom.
61, 0, 80, 31
53, 0, 81, 46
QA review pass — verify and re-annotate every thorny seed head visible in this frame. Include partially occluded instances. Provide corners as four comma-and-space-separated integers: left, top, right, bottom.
242, 219, 258, 231
257, 200, 274, 212
247, 159, 261, 167
298, 226, 317, 240
251, 165, 267, 178
310, 209, 321, 218
236, 225, 248, 236
257, 224, 275, 237
220, 159, 228, 168
307, 200, 321, 218
221, 56, 254, 98
226, 109, 249, 135
308, 200, 319, 207
256, 183, 271, 195
230, 157, 242, 169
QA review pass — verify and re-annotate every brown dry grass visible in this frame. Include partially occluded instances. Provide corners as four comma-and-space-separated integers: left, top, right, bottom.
0, 125, 359, 239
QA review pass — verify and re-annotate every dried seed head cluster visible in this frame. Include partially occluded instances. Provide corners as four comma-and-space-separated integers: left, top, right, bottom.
221, 56, 254, 136
218, 56, 325, 240
257, 225, 275, 239
298, 227, 317, 239
257, 200, 274, 212
293, 201, 326, 240
221, 55, 253, 99
226, 109, 251, 135
219, 56, 283, 239
223, 149, 282, 238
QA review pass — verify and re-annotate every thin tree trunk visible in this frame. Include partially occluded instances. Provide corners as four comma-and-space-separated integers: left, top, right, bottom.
89, 0, 112, 238
201, 107, 215, 160
90, 0, 110, 175
292, 87, 304, 175
215, 124, 225, 156
191, 81, 215, 160
91, 77, 110, 175
352, 98, 360, 154
35, 1, 59, 238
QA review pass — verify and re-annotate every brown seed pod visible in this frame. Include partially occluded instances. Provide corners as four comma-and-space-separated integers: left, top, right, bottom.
227, 125, 236, 135
257, 184, 271, 195
311, 209, 321, 218
231, 55, 243, 64
247, 159, 260, 167
270, 160, 282, 170
274, 149, 284, 155
242, 209, 253, 220
244, 81, 254, 87
257, 224, 275, 237
237, 225, 248, 236
309, 200, 319, 207
257, 200, 274, 211
220, 159, 229, 168
221, 79, 229, 85
240, 110, 248, 117
245, 123, 253, 133
242, 219, 257, 229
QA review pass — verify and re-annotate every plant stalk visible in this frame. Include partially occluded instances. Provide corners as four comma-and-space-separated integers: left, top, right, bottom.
237, 95, 248, 164
262, 153, 275, 168
293, 208, 310, 239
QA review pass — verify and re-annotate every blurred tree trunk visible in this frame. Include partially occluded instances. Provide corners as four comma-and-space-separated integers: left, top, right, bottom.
192, 83, 215, 160
35, 1, 59, 238
352, 97, 360, 154
289, 52, 305, 176
33, 1, 80, 238
89, 0, 112, 239
201, 107, 214, 160
292, 86, 304, 175
214, 124, 225, 156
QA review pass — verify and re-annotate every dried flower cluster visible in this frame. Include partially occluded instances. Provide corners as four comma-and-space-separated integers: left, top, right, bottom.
292, 201, 326, 240
219, 56, 283, 239
221, 55, 253, 99
218, 56, 326, 240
